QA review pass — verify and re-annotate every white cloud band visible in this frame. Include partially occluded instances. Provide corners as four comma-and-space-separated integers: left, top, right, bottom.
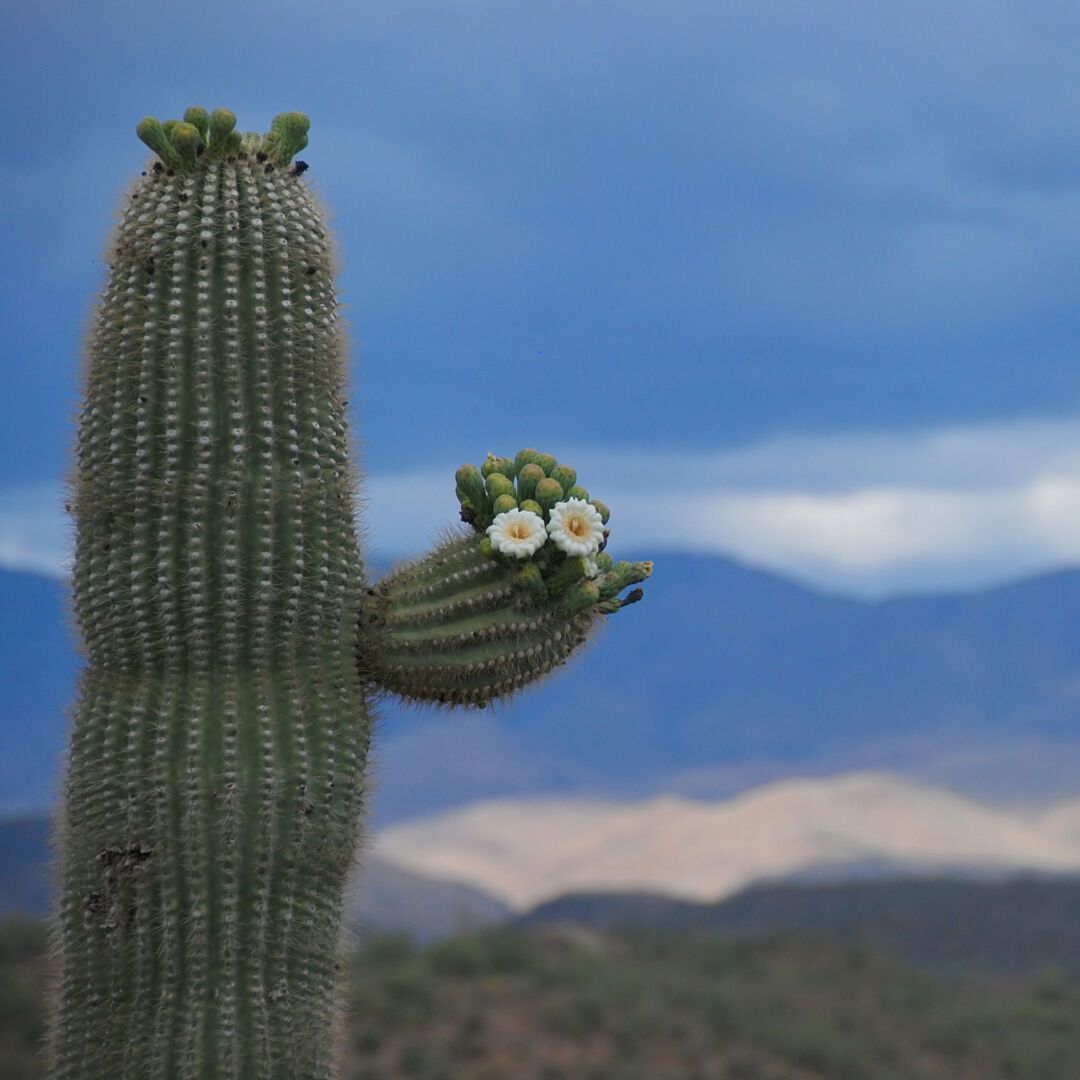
8, 416, 1080, 597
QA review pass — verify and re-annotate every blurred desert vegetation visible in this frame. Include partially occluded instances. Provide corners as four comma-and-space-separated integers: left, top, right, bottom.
3, 915, 1079, 1079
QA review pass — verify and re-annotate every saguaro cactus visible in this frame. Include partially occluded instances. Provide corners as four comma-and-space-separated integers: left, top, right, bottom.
48, 106, 651, 1079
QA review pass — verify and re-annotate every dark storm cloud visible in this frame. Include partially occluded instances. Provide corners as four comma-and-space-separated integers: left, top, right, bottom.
5, 1, 1080, 478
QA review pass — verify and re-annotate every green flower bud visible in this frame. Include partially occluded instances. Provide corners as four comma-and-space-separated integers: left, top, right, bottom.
182, 106, 210, 142
455, 464, 488, 514
135, 117, 181, 168
169, 122, 201, 168
591, 499, 611, 524
209, 107, 237, 150
566, 485, 590, 502
516, 463, 545, 502
535, 452, 557, 475
482, 454, 515, 479
519, 499, 543, 517
550, 464, 577, 491
535, 477, 564, 515
486, 473, 514, 500
514, 448, 543, 475
267, 111, 310, 165
492, 493, 518, 515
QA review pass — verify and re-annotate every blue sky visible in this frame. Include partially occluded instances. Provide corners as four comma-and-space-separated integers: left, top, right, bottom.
6, 1, 1080, 594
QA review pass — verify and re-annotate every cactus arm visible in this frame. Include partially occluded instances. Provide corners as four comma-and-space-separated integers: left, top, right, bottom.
360, 453, 652, 707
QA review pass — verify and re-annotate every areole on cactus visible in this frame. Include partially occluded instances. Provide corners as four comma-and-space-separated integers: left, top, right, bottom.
48, 106, 651, 1079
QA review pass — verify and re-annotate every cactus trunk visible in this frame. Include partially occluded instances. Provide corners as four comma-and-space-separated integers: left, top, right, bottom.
50, 119, 371, 1079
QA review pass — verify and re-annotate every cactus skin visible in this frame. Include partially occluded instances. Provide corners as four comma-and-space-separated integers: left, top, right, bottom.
360, 536, 597, 705
49, 108, 650, 1079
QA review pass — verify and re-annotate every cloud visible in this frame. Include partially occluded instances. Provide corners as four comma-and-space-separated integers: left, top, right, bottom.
0, 483, 72, 580
11, 416, 1080, 597
643, 483, 1080, 593
570, 419, 1080, 594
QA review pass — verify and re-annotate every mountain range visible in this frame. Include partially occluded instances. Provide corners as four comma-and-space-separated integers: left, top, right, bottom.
6, 553, 1080, 824
374, 772, 1080, 910
11, 768, 1080, 955
521, 876, 1080, 976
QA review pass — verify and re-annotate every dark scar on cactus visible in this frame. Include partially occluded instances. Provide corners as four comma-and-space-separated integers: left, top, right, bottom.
98, 845, 153, 868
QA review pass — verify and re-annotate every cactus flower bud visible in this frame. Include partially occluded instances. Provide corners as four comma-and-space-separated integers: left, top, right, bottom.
482, 453, 515, 479
455, 464, 489, 518
516, 462, 545, 502
514, 448, 543, 474
486, 473, 515, 500
182, 105, 211, 142
534, 477, 564, 515
550, 463, 577, 491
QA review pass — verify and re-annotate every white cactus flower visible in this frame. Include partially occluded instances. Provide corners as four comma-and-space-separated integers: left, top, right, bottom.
487, 508, 547, 558
547, 498, 605, 557
584, 556, 600, 578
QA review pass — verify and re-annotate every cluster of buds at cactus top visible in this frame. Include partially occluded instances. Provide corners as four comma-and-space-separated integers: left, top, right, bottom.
454, 449, 651, 618
136, 106, 311, 171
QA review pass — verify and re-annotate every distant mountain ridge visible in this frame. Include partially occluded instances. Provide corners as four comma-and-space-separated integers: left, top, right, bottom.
374, 773, 1080, 910
522, 876, 1080, 975
7, 554, 1080, 823
11, 803, 1080, 971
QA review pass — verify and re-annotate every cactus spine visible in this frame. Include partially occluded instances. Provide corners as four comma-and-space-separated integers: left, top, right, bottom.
49, 106, 651, 1079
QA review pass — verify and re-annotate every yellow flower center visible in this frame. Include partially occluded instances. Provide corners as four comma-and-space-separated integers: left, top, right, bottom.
507, 520, 533, 540
566, 514, 589, 539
